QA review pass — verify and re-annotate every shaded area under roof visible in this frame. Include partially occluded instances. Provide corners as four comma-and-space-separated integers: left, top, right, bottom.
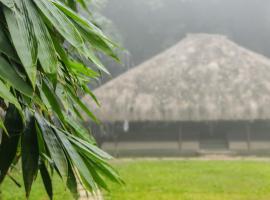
83, 34, 270, 122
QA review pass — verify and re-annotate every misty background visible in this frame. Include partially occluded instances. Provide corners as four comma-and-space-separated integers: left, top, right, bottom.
92, 0, 270, 83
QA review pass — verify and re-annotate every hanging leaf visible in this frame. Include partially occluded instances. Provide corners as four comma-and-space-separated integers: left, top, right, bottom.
21, 113, 39, 198
33, 0, 84, 52
0, 28, 19, 62
82, 84, 100, 107
0, 79, 21, 111
0, 117, 7, 135
67, 162, 79, 200
39, 162, 53, 200
53, 0, 119, 60
0, 56, 33, 97
40, 80, 65, 121
35, 113, 68, 178
83, 159, 108, 191
4, 2, 38, 87
0, 0, 14, 8
65, 115, 94, 143
0, 105, 23, 183
53, 127, 97, 191
0, 0, 121, 197
68, 134, 112, 161
66, 85, 99, 123
24, 0, 58, 76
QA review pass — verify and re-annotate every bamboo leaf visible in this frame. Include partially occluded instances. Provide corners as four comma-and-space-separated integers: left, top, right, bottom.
69, 134, 112, 161
0, 27, 19, 62
0, 117, 7, 135
0, 56, 33, 97
51, 37, 99, 79
21, 113, 39, 198
33, 0, 84, 52
66, 162, 79, 200
73, 105, 85, 121
75, 0, 87, 9
82, 84, 100, 107
0, 79, 21, 110
95, 162, 123, 184
40, 162, 53, 200
0, 105, 23, 183
85, 46, 110, 74
52, 0, 120, 62
83, 159, 108, 191
34, 0, 109, 74
53, 127, 97, 191
65, 116, 94, 143
66, 85, 99, 123
4, 2, 38, 87
24, 0, 58, 75
66, 0, 77, 11
35, 121, 46, 155
67, 60, 99, 78
51, 0, 113, 44
0, 0, 122, 196
75, 24, 119, 61
35, 113, 68, 178
0, 0, 14, 8
41, 81, 65, 121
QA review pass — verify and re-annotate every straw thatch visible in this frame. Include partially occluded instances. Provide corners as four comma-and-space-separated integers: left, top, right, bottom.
83, 34, 270, 122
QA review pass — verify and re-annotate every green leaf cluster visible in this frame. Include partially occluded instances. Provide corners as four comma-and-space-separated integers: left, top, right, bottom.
0, 0, 121, 199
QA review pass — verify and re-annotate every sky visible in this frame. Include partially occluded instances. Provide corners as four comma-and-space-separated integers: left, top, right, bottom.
102, 0, 270, 68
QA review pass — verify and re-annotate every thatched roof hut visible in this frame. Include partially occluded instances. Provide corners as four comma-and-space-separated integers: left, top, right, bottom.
83, 34, 270, 122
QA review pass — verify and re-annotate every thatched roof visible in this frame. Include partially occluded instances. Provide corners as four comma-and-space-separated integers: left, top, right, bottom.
83, 34, 270, 122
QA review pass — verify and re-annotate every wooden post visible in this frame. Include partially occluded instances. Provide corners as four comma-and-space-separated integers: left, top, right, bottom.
246, 122, 251, 152
178, 125, 182, 152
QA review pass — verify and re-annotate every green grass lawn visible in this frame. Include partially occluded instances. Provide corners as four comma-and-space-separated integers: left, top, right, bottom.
2, 159, 270, 200
0, 168, 74, 200
105, 159, 270, 200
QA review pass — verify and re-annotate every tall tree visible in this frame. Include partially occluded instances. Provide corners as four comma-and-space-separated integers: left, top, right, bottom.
0, 0, 121, 199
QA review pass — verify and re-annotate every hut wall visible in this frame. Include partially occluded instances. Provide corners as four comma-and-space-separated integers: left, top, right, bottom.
251, 142, 270, 150
100, 122, 182, 156
182, 131, 200, 151
96, 121, 270, 156
227, 131, 248, 151
227, 121, 270, 152
250, 122, 270, 151
101, 141, 180, 157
